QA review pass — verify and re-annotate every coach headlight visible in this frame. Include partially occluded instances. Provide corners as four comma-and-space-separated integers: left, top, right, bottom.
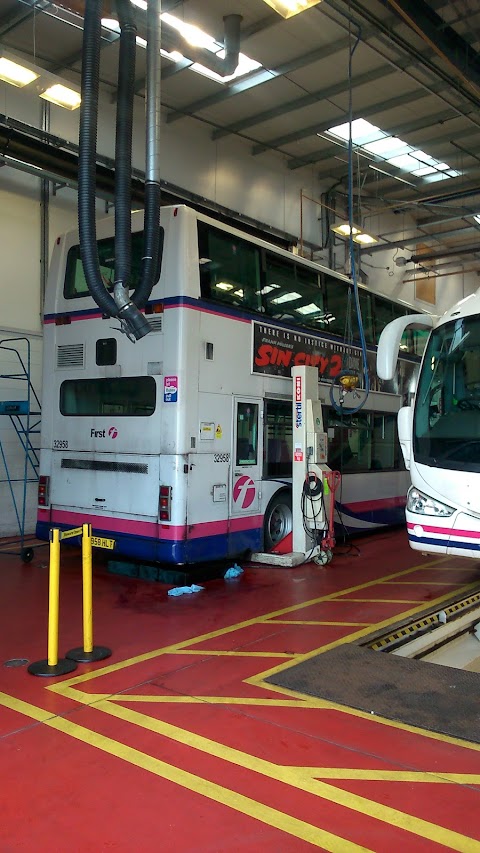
407, 487, 454, 517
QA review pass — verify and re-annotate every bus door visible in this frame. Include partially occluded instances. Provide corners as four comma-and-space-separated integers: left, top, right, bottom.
230, 398, 263, 522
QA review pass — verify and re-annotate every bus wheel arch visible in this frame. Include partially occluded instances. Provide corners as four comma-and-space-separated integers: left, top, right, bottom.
263, 489, 292, 551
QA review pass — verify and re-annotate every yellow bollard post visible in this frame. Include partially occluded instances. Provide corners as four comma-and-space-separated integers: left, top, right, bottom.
66, 524, 112, 663
47, 527, 61, 666
82, 523, 93, 654
28, 528, 78, 677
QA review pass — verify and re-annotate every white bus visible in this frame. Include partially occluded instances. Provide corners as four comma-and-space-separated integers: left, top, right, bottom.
377, 287, 480, 560
36, 205, 426, 564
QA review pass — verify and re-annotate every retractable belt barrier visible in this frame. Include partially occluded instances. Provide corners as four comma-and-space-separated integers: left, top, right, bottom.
28, 524, 112, 677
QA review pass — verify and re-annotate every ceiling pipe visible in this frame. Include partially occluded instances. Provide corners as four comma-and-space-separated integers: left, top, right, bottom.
147, 14, 242, 78
409, 245, 480, 264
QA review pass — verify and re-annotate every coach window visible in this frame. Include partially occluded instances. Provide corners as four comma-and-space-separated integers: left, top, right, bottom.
236, 403, 259, 465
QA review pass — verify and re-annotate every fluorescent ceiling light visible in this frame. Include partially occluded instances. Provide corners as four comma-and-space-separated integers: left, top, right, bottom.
261, 0, 322, 18
215, 282, 234, 291
331, 222, 362, 237
331, 221, 377, 245
473, 214, 480, 224
39, 83, 81, 110
0, 57, 39, 87
271, 292, 302, 304
353, 232, 378, 245
260, 284, 280, 294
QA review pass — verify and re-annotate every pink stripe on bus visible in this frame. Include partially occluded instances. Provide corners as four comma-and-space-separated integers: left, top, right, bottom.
407, 521, 480, 539
41, 509, 262, 539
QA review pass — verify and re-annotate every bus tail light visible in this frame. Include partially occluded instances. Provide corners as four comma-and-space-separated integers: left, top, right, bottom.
38, 475, 50, 507
159, 485, 171, 521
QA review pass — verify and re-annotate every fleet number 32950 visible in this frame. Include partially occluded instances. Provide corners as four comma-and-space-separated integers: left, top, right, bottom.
53, 439, 68, 449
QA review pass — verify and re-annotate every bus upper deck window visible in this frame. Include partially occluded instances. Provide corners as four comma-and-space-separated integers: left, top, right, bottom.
96, 338, 117, 366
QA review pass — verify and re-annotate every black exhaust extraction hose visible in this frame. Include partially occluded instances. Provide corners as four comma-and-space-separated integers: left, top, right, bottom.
78, 0, 118, 319
78, 0, 156, 339
114, 0, 137, 296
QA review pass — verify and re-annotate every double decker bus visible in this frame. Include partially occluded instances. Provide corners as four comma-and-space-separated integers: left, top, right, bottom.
36, 205, 426, 564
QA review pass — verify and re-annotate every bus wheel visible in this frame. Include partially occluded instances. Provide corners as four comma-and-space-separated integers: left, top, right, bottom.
263, 490, 292, 551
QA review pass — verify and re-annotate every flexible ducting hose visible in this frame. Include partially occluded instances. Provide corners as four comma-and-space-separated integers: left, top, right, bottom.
78, 0, 118, 319
78, 0, 162, 339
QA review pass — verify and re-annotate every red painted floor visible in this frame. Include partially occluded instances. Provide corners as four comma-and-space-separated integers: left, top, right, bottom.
1, 530, 480, 851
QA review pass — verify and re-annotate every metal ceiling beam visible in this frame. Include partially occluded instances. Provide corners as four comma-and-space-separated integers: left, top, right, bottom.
165, 20, 385, 124
380, 0, 480, 90
212, 65, 398, 142
253, 86, 433, 158
330, 0, 480, 110
0, 0, 52, 38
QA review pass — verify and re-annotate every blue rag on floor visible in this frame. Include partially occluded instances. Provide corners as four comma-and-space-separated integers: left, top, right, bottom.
167, 584, 204, 596
224, 564, 244, 579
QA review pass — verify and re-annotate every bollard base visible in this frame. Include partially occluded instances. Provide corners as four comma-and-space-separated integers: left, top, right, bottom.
28, 658, 78, 677
66, 646, 112, 663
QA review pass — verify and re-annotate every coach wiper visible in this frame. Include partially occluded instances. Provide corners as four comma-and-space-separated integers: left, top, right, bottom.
78, 0, 162, 341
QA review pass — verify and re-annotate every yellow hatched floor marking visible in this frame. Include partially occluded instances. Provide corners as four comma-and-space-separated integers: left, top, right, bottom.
83, 698, 480, 853
48, 554, 453, 691
296, 767, 480, 784
35, 555, 480, 850
167, 649, 297, 657
383, 580, 468, 586
335, 598, 423, 603
266, 620, 373, 626
252, 581, 479, 683
247, 678, 480, 754
0, 692, 367, 853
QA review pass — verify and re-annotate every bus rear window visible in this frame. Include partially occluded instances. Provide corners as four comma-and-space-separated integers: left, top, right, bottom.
60, 377, 156, 416
64, 231, 154, 299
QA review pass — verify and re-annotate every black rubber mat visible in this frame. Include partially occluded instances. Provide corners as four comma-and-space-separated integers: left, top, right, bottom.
267, 643, 480, 743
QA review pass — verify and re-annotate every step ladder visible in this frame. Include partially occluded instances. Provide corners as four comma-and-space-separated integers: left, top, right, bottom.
0, 337, 42, 561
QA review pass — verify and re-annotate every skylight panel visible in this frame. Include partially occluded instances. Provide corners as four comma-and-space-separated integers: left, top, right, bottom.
362, 137, 410, 158
327, 116, 460, 183
387, 153, 422, 170
412, 166, 437, 176
327, 118, 384, 146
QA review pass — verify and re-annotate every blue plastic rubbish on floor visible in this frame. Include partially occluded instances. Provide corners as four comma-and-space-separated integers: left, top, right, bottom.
224, 564, 244, 579
167, 584, 204, 597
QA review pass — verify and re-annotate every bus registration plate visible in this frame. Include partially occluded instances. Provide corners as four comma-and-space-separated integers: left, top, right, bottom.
91, 536, 115, 550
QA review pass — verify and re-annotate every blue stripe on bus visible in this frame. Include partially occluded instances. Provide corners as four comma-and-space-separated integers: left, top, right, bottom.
44, 297, 419, 361
36, 520, 262, 564
408, 533, 480, 552
337, 504, 405, 527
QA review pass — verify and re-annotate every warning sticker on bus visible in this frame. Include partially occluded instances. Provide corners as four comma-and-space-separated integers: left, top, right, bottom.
91, 536, 115, 550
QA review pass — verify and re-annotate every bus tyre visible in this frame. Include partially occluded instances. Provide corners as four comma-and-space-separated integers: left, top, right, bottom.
263, 490, 292, 552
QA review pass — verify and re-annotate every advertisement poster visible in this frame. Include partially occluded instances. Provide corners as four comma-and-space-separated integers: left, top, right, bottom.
252, 321, 417, 398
